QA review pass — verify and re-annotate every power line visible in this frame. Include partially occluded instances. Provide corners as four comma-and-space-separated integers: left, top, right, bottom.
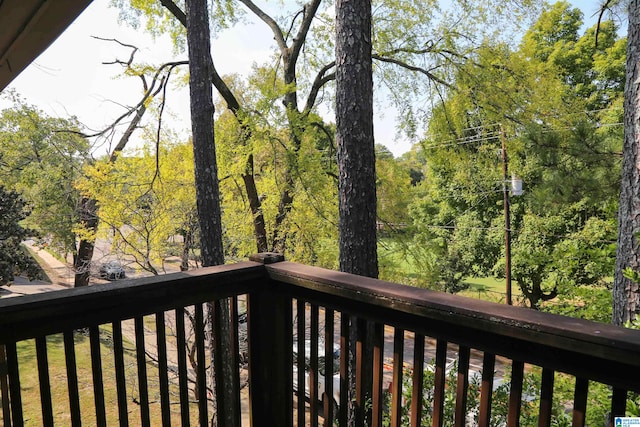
419, 118, 623, 151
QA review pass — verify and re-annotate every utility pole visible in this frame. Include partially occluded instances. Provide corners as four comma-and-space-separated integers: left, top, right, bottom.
501, 131, 513, 305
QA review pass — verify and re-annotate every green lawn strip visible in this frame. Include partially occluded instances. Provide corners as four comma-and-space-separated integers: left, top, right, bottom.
461, 276, 524, 304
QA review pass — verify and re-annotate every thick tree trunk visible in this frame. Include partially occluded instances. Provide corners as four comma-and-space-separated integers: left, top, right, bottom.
185, 1, 235, 426
335, 0, 377, 425
613, 0, 640, 326
242, 155, 268, 253
335, 0, 378, 278
185, 4, 224, 267
74, 197, 99, 287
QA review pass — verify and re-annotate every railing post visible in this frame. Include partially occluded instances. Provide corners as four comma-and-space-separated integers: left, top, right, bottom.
0, 344, 11, 426
247, 253, 291, 427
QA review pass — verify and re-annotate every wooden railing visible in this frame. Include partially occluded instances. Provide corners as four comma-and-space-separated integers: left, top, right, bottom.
1, 254, 640, 426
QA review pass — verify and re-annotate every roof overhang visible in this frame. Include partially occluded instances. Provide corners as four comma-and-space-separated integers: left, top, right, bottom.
0, 0, 94, 92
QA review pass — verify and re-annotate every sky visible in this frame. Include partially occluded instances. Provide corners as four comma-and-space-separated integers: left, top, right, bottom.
1, 0, 608, 158
2, 0, 407, 157
1, 0, 280, 157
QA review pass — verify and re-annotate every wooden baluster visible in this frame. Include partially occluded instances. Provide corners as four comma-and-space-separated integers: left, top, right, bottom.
410, 334, 425, 427
324, 308, 336, 426
0, 344, 11, 427
538, 368, 554, 427
36, 336, 53, 427
195, 304, 208, 427
454, 346, 470, 427
610, 388, 627, 427
432, 340, 447, 427
391, 328, 404, 427
5, 342, 22, 426
296, 300, 306, 427
507, 360, 524, 427
372, 322, 384, 427
310, 304, 319, 427
112, 322, 129, 427
64, 330, 81, 427
155, 313, 171, 427
339, 314, 350, 427
134, 317, 150, 426
175, 307, 190, 427
89, 326, 106, 427
478, 353, 495, 427
229, 295, 242, 427
572, 378, 588, 427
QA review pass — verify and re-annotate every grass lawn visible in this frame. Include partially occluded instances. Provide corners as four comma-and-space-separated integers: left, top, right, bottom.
379, 237, 522, 304
4, 326, 200, 426
460, 276, 522, 304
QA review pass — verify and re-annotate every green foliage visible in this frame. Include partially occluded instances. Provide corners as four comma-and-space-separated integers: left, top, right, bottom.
215, 103, 340, 267
406, 2, 622, 309
543, 284, 612, 323
521, 2, 625, 111
376, 145, 414, 227
0, 186, 41, 285
382, 360, 638, 426
78, 142, 198, 274
382, 361, 539, 426
0, 93, 89, 257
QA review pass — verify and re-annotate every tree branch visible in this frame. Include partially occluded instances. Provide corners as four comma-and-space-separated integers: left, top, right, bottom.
160, 0, 187, 25
372, 54, 452, 88
159, 0, 243, 115
303, 61, 335, 115
236, 0, 287, 54
595, 0, 613, 48
288, 0, 322, 70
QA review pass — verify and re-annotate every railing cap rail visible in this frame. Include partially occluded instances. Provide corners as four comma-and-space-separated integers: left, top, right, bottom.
265, 261, 640, 369
0, 261, 266, 343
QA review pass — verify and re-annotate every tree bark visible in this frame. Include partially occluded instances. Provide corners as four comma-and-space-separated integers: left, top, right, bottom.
185, 1, 235, 426
74, 197, 98, 287
185, 1, 224, 268
613, 0, 640, 325
336, 0, 377, 425
335, 0, 378, 278
241, 155, 269, 252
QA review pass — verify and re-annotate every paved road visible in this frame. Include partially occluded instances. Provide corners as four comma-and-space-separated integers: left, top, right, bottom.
1, 241, 73, 298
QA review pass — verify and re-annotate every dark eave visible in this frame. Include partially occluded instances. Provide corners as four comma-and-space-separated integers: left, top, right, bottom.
0, 0, 93, 92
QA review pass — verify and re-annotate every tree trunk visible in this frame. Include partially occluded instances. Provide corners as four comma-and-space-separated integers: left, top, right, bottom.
74, 197, 99, 287
181, 226, 193, 271
160, 3, 270, 254
613, 0, 640, 326
335, 0, 378, 278
335, 0, 377, 425
185, 6, 224, 267
185, 1, 236, 426
242, 155, 268, 252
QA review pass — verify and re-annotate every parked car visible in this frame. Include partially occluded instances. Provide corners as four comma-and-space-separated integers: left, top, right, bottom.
99, 261, 126, 281
293, 340, 341, 411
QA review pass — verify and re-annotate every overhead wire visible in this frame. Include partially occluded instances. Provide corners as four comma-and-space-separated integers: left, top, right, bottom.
418, 109, 623, 151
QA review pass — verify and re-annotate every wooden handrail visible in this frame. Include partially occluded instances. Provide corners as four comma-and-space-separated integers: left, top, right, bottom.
0, 261, 264, 343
